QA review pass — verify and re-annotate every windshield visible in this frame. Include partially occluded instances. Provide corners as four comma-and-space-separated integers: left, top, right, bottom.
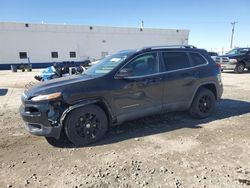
226, 48, 249, 55
84, 51, 134, 76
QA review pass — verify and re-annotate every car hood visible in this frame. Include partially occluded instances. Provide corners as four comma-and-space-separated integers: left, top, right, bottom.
24, 74, 94, 98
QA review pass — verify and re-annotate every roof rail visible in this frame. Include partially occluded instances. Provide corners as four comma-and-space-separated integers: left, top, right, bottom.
139, 45, 197, 51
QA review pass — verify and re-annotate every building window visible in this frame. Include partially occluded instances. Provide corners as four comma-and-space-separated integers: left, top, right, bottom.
69, 51, 76, 58
51, 52, 58, 58
101, 52, 109, 58
19, 52, 27, 59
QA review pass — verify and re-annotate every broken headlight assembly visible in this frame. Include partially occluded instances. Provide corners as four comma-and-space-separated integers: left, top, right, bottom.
31, 92, 62, 102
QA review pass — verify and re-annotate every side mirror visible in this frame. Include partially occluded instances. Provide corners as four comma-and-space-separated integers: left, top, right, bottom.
116, 68, 134, 78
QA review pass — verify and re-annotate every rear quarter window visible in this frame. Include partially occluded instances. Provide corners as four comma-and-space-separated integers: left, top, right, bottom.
162, 52, 190, 71
189, 52, 207, 66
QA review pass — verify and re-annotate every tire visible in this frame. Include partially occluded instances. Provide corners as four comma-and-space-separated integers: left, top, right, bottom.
234, 63, 245, 73
45, 130, 71, 147
64, 104, 108, 146
189, 88, 215, 119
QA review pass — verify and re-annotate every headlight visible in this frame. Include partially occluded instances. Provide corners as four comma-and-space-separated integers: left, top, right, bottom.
31, 92, 62, 102
229, 59, 238, 64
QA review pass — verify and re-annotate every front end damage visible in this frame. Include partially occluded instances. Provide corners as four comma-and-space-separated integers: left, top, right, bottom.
20, 94, 66, 138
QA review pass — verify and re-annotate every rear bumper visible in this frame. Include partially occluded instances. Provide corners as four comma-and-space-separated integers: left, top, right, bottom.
19, 102, 62, 138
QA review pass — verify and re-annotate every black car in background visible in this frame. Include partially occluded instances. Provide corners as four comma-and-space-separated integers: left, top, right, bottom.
216, 48, 250, 73
20, 45, 223, 146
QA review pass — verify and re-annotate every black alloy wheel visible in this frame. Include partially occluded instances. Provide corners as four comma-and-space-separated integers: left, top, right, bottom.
234, 63, 245, 73
198, 95, 212, 114
189, 88, 215, 118
65, 105, 108, 146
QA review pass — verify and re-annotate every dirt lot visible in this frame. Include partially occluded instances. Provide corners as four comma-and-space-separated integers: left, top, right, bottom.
0, 70, 250, 188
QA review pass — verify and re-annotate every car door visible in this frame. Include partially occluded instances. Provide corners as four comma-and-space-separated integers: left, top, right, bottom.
246, 50, 250, 67
160, 51, 200, 111
112, 52, 164, 122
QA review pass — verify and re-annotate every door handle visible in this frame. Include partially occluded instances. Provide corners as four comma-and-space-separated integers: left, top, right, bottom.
135, 79, 148, 87
142, 77, 163, 85
136, 77, 163, 87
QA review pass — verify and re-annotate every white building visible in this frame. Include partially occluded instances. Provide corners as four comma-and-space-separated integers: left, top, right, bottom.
0, 22, 189, 69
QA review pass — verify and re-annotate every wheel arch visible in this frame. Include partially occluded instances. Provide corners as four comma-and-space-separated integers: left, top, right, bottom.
60, 98, 115, 129
239, 60, 247, 67
189, 82, 218, 107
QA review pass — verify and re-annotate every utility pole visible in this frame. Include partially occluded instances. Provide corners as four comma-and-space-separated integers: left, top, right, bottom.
230, 22, 237, 49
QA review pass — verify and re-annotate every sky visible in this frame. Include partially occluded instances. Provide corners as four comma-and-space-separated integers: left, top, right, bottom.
0, 0, 249, 51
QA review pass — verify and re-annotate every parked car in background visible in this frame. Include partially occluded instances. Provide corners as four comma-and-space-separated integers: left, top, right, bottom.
208, 52, 219, 61
216, 48, 250, 73
20, 45, 223, 146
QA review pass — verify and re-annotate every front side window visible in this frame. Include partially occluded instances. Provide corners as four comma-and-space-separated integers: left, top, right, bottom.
162, 52, 190, 71
124, 53, 158, 76
190, 52, 207, 66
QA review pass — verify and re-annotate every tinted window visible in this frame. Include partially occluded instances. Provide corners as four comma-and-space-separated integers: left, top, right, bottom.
51, 52, 58, 58
190, 52, 207, 66
162, 52, 190, 71
69, 51, 76, 58
125, 53, 158, 76
19, 52, 27, 59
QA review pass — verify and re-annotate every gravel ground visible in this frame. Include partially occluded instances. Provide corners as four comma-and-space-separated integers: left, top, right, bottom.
0, 70, 250, 188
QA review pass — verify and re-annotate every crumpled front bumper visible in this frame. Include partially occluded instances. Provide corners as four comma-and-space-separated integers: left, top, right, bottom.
19, 99, 62, 138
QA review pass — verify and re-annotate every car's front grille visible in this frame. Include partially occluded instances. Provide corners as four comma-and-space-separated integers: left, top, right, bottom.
216, 57, 229, 64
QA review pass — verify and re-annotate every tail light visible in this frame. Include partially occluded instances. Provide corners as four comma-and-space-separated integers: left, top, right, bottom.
216, 63, 221, 69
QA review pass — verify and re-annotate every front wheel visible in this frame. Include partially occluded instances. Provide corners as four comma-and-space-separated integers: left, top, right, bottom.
64, 105, 108, 146
234, 63, 245, 73
189, 88, 215, 119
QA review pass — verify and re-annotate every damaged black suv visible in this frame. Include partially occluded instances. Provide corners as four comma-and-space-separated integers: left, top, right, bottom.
20, 45, 223, 146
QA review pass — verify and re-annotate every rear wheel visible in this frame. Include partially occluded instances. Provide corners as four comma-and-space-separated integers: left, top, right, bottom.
234, 63, 245, 73
189, 88, 215, 118
64, 105, 108, 146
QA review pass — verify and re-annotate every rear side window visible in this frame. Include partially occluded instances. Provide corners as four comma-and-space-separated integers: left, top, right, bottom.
190, 52, 207, 66
162, 52, 190, 71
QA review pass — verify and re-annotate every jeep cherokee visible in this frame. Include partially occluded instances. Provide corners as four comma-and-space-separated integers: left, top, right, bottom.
20, 45, 223, 146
